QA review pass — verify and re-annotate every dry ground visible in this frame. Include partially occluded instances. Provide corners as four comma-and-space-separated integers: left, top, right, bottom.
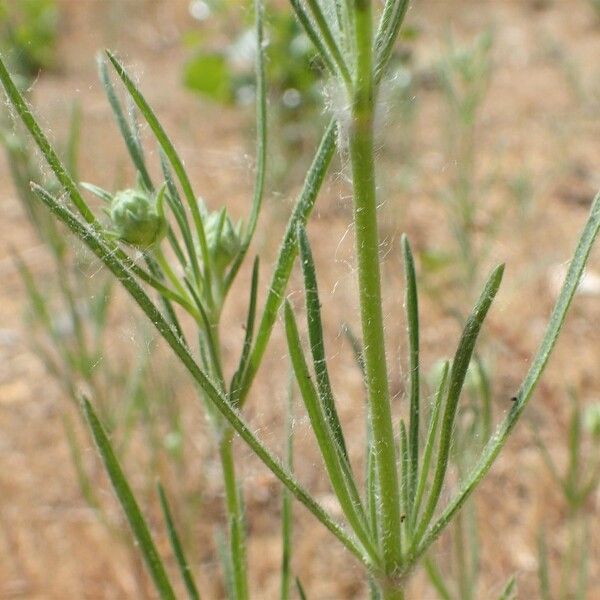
1, 0, 600, 598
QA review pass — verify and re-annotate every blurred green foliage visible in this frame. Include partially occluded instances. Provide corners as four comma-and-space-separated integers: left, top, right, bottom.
184, 51, 233, 103
183, 6, 322, 112
0, 0, 59, 80
535, 390, 600, 600
183, 3, 325, 183
420, 31, 495, 297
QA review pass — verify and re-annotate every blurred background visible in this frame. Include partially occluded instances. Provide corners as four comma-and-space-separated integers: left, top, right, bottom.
1, 0, 600, 597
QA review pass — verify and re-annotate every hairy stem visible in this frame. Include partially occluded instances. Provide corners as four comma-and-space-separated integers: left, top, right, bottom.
350, 0, 402, 575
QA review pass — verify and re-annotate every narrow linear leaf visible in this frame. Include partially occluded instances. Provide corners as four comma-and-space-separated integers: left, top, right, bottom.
423, 556, 453, 600
297, 225, 348, 460
365, 426, 379, 541
284, 300, 378, 563
412, 361, 448, 531
342, 322, 365, 378
566, 389, 581, 496
225, 0, 267, 290
165, 227, 188, 270
289, 0, 340, 78
374, 0, 411, 84
414, 263, 504, 544
81, 181, 113, 203
231, 257, 260, 406
296, 577, 308, 600
399, 419, 410, 530
472, 355, 492, 442
280, 375, 294, 600
63, 414, 101, 513
0, 56, 95, 223
537, 531, 551, 600
157, 484, 201, 600
14, 254, 56, 336
183, 278, 225, 387
332, 0, 352, 57
240, 118, 337, 407
497, 575, 517, 600
137, 249, 186, 345
300, 0, 352, 86
219, 441, 248, 600
127, 94, 147, 168
97, 55, 152, 189
66, 100, 82, 179
159, 152, 202, 286
402, 234, 420, 510
81, 398, 176, 600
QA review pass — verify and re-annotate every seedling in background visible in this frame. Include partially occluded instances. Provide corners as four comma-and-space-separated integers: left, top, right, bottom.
2, 0, 600, 598
423, 30, 496, 294
535, 391, 600, 600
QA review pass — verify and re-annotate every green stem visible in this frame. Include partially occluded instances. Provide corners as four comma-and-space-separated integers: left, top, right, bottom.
453, 510, 471, 600
154, 246, 189, 301
381, 584, 405, 600
350, 0, 402, 574
558, 503, 581, 600
208, 316, 226, 392
219, 436, 248, 600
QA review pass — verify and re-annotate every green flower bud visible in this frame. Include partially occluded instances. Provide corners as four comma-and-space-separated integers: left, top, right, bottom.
204, 207, 243, 274
584, 403, 600, 439
110, 187, 167, 249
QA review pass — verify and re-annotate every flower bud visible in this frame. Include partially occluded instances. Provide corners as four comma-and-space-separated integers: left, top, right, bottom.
204, 207, 242, 274
110, 187, 167, 249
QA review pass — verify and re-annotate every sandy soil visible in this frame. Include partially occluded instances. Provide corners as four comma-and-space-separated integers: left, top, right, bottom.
1, 0, 600, 598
